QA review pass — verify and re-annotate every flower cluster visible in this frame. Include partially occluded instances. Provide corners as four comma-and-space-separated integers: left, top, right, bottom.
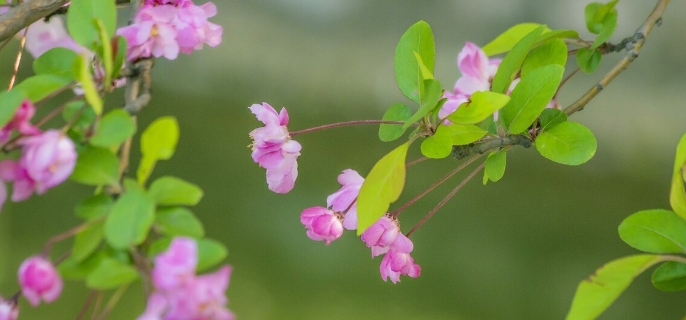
17, 256, 62, 307
249, 103, 301, 194
117, 0, 222, 61
0, 100, 77, 211
139, 237, 234, 320
301, 169, 421, 283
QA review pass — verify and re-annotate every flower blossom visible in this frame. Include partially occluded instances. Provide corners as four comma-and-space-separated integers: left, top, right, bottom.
0, 100, 40, 145
300, 206, 344, 245
379, 234, 421, 284
0, 296, 18, 320
17, 256, 62, 306
249, 102, 301, 194
139, 237, 234, 320
327, 169, 364, 230
117, 0, 222, 61
24, 16, 89, 58
361, 215, 400, 257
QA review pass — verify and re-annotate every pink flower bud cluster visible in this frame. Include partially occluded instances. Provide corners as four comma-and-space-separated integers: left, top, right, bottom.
117, 0, 222, 61
0, 100, 77, 211
300, 169, 421, 283
17, 256, 63, 307
139, 237, 234, 320
249, 102, 301, 194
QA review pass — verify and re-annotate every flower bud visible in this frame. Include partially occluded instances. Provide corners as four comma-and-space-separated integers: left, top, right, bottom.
17, 256, 62, 306
300, 207, 343, 245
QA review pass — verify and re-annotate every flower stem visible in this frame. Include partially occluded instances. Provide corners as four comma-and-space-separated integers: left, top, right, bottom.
290, 120, 409, 137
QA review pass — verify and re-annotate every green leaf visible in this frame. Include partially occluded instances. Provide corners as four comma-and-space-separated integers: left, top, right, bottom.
413, 51, 434, 80
670, 133, 686, 219
73, 54, 103, 115
446, 124, 488, 145
104, 186, 155, 250
521, 38, 568, 78
67, 0, 117, 49
75, 193, 114, 220
62, 101, 96, 130
33, 48, 78, 80
70, 146, 120, 186
86, 258, 139, 290
403, 79, 443, 130
13, 74, 71, 102
138, 116, 180, 184
0, 90, 25, 128
94, 19, 113, 90
491, 25, 546, 94
421, 126, 452, 159
155, 207, 205, 238
585, 0, 619, 48
72, 220, 104, 262
652, 261, 686, 292
565, 254, 663, 320
447, 91, 510, 125
618, 209, 686, 254
394, 21, 435, 103
501, 65, 564, 134
535, 29, 580, 45
576, 48, 602, 73
58, 252, 105, 280
535, 122, 597, 165
538, 108, 567, 132
112, 36, 127, 79
357, 142, 409, 235
482, 23, 542, 56
379, 103, 412, 142
148, 176, 204, 206
483, 150, 506, 184
197, 238, 228, 272
90, 109, 136, 148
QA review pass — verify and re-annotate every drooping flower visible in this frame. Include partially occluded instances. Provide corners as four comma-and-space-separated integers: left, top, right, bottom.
327, 169, 364, 230
300, 206, 344, 245
0, 295, 18, 320
152, 237, 198, 291
378, 234, 421, 283
249, 102, 301, 194
0, 99, 40, 144
361, 215, 400, 257
17, 256, 62, 306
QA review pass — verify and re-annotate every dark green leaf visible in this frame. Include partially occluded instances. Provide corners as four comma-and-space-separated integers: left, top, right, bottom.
155, 207, 205, 238
538, 108, 567, 132
72, 220, 104, 262
535, 122, 597, 165
104, 186, 155, 250
403, 79, 443, 130
420, 125, 452, 159
618, 209, 686, 254
197, 238, 228, 272
577, 48, 602, 73
75, 193, 114, 220
67, 0, 117, 49
652, 261, 686, 292
521, 38, 568, 78
33, 48, 78, 80
70, 146, 120, 186
483, 150, 506, 184
13, 74, 71, 102
0, 90, 25, 128
86, 258, 139, 290
90, 109, 136, 148
394, 21, 435, 103
148, 176, 203, 206
379, 103, 412, 142
491, 25, 546, 94
447, 91, 510, 125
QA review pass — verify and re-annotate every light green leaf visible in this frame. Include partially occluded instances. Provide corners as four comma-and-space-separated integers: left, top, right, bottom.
535, 29, 580, 45
652, 261, 686, 292
403, 79, 443, 130
501, 64, 564, 134
104, 186, 155, 250
155, 207, 205, 238
379, 103, 412, 142
483, 150, 506, 184
585, 0, 619, 48
72, 220, 104, 262
13, 74, 71, 102
566, 254, 663, 320
148, 176, 204, 206
521, 38, 568, 78
482, 23, 542, 56
577, 48, 602, 73
670, 133, 686, 219
447, 91, 510, 125
75, 193, 114, 220
197, 238, 228, 272
357, 143, 409, 235
70, 146, 120, 186
413, 51, 434, 80
0, 90, 25, 128
447, 124, 488, 145
33, 48, 78, 80
95, 19, 113, 90
138, 116, 180, 184
619, 209, 686, 254
90, 109, 136, 148
394, 21, 435, 103
538, 108, 567, 132
86, 258, 139, 290
67, 0, 117, 49
421, 126, 452, 159
73, 54, 102, 115
491, 25, 546, 94
535, 122, 597, 165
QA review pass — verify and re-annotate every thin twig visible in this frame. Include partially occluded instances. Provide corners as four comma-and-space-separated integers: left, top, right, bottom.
290, 120, 409, 137
7, 28, 27, 91
76, 290, 97, 320
95, 284, 129, 320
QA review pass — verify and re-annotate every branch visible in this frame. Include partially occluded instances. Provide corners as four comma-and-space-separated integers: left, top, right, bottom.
451, 135, 533, 160
0, 0, 69, 43
564, 0, 671, 116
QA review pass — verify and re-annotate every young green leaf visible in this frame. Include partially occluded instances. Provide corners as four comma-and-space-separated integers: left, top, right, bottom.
90, 109, 136, 148
33, 48, 78, 80
413, 51, 434, 80
538, 108, 567, 132
585, 0, 619, 48
70, 146, 120, 186
491, 25, 546, 94
0, 90, 25, 128
670, 133, 686, 219
652, 261, 686, 292
155, 207, 205, 239
148, 176, 204, 206
72, 220, 104, 262
357, 142, 409, 235
576, 48, 602, 73
482, 23, 542, 56
394, 21, 435, 103
535, 122, 597, 165
521, 38, 568, 78
104, 186, 155, 250
446, 124, 488, 146
535, 29, 580, 45
565, 254, 663, 320
197, 238, 228, 272
75, 193, 114, 220
379, 103, 412, 142
403, 79, 443, 130
501, 64, 564, 134
483, 149, 506, 184
138, 116, 180, 184
94, 19, 113, 90
420, 126, 452, 159
619, 209, 686, 254
85, 257, 139, 290
112, 36, 127, 79
67, 0, 117, 49
13, 74, 71, 102
73, 54, 103, 115
447, 91, 510, 125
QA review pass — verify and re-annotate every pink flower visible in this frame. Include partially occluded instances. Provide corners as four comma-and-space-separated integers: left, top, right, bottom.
378, 235, 421, 283
249, 102, 301, 194
300, 206, 344, 245
0, 296, 18, 320
361, 216, 400, 257
152, 237, 197, 291
24, 16, 88, 58
174, 2, 223, 54
327, 169, 364, 230
0, 99, 40, 144
17, 256, 62, 306
118, 6, 180, 61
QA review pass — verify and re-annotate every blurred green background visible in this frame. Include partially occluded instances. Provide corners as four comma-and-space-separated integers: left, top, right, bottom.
2, 0, 686, 319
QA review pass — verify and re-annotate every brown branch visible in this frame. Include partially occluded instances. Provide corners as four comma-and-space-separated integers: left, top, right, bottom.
564, 0, 671, 116
0, 0, 69, 43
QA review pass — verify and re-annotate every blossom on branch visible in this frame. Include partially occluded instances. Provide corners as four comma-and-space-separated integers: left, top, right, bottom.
300, 206, 344, 245
327, 169, 364, 230
0, 100, 40, 145
17, 256, 62, 306
23, 16, 88, 58
360, 215, 400, 257
0, 296, 18, 320
379, 234, 421, 284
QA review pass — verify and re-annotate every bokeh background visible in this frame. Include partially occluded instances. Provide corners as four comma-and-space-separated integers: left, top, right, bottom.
1, 0, 686, 319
